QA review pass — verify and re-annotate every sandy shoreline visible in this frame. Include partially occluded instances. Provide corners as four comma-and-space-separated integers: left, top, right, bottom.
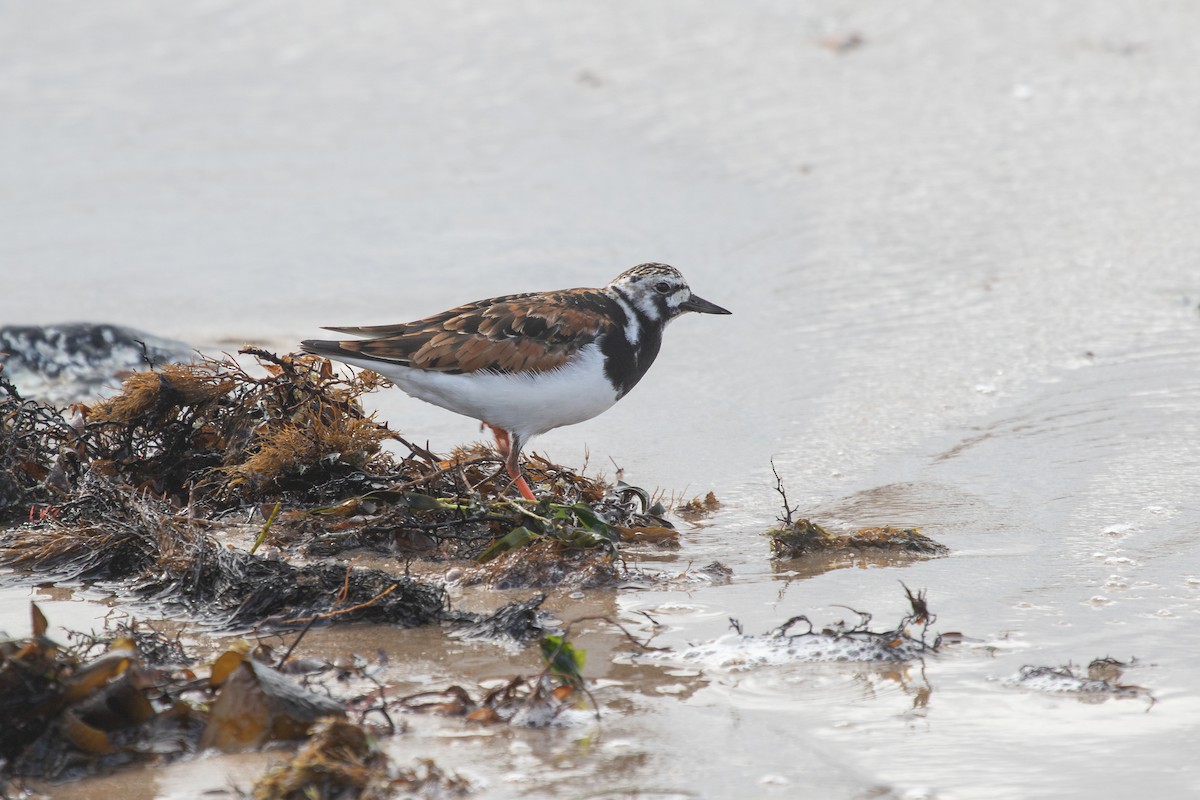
4, 3, 1200, 797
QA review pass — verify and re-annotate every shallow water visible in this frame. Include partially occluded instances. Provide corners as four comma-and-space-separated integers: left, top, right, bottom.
4, 1, 1200, 797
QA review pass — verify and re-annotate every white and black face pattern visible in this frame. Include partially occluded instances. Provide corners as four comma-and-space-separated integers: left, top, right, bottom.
608, 264, 693, 327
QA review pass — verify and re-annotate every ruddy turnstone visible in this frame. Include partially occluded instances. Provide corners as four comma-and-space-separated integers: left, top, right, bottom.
301, 263, 730, 501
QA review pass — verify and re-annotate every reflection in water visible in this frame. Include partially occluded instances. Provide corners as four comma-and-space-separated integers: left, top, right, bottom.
770, 548, 937, 585
852, 661, 934, 713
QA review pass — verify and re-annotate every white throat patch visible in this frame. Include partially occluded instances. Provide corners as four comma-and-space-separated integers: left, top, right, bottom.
611, 293, 641, 344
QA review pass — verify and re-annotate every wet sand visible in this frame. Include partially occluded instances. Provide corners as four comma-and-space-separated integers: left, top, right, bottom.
4, 2, 1200, 797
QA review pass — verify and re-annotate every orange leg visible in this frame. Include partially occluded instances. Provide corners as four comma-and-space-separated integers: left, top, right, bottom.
486, 424, 537, 501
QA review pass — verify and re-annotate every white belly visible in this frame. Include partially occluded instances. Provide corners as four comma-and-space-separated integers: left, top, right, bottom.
331, 343, 620, 441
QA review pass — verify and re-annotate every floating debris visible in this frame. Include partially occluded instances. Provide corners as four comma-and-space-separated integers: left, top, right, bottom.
769, 519, 947, 559
643, 585, 944, 669
766, 463, 946, 559
1004, 658, 1153, 705
391, 631, 597, 728
394, 673, 583, 728
675, 490, 721, 521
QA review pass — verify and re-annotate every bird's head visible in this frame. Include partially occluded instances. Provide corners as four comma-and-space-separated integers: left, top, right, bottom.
607, 263, 731, 323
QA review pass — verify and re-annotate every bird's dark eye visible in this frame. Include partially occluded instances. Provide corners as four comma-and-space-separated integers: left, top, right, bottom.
654, 281, 671, 294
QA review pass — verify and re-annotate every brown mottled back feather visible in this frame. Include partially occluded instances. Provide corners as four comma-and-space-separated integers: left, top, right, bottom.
310, 289, 620, 375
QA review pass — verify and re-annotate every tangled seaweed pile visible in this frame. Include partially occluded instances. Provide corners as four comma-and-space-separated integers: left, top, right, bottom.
3, 475, 449, 629
4, 348, 411, 511
0, 350, 393, 515
0, 351, 671, 626
0, 368, 77, 517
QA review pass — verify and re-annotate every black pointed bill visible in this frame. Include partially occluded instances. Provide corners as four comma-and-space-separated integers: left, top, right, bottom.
680, 294, 732, 315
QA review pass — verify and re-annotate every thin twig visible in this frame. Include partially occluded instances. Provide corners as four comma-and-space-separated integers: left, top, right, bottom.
770, 459, 798, 526
277, 615, 320, 668
281, 580, 401, 627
